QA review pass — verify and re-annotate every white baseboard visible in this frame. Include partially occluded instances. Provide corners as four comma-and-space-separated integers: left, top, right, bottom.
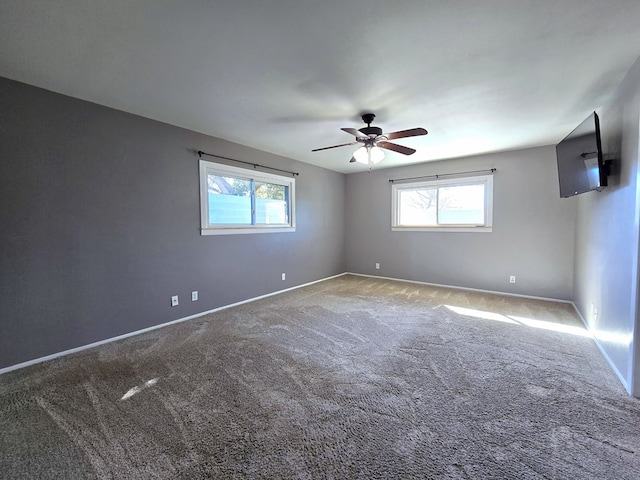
351, 272, 633, 394
569, 301, 632, 394
0, 273, 347, 376
4, 270, 629, 396
346, 272, 573, 304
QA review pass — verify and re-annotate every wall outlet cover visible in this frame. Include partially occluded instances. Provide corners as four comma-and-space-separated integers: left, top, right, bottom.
171, 295, 179, 307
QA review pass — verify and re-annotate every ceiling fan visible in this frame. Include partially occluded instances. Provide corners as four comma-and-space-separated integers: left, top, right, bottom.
312, 113, 428, 165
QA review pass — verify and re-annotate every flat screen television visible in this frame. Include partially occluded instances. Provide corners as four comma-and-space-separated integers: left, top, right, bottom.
556, 111, 607, 198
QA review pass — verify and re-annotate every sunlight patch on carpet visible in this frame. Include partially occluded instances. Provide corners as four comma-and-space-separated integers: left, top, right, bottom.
509, 315, 592, 337
445, 305, 518, 324
445, 305, 591, 337
120, 377, 159, 401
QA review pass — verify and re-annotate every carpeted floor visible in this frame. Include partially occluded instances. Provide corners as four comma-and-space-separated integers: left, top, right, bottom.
1, 275, 639, 479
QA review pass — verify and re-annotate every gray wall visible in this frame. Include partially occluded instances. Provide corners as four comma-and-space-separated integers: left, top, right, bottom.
345, 147, 577, 300
0, 77, 346, 369
573, 56, 640, 395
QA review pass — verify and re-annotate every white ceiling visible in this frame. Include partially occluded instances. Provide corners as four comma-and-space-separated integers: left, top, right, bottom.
1, 1, 640, 173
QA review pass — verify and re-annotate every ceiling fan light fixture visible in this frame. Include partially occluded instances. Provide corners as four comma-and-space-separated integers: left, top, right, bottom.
353, 146, 384, 164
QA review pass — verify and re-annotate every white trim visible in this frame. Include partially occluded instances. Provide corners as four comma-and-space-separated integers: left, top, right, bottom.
201, 226, 296, 235
348, 272, 632, 393
199, 160, 296, 235
570, 301, 631, 393
5, 270, 618, 388
392, 226, 492, 233
391, 174, 493, 233
346, 272, 573, 303
0, 273, 347, 376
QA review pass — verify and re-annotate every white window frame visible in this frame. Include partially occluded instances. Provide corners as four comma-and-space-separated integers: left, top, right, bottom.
391, 173, 493, 233
199, 160, 296, 235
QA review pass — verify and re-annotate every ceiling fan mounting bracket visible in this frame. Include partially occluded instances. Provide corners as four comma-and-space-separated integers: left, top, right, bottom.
361, 113, 376, 125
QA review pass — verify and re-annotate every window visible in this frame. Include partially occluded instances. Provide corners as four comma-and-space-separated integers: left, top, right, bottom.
199, 160, 295, 235
392, 174, 493, 232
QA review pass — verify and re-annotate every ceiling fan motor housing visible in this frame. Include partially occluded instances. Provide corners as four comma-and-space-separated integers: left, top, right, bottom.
359, 126, 383, 137
359, 113, 382, 137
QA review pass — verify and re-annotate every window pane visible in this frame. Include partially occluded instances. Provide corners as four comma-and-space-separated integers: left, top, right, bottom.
255, 182, 288, 225
200, 160, 296, 235
208, 174, 251, 224
438, 184, 485, 225
398, 188, 437, 226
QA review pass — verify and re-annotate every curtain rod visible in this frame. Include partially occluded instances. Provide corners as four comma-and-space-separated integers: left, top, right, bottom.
197, 150, 299, 177
389, 168, 496, 183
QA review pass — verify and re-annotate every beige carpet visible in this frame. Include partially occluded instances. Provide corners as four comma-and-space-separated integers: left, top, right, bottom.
1, 275, 639, 479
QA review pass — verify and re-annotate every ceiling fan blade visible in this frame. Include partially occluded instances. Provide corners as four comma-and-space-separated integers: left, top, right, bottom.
311, 141, 359, 152
377, 141, 416, 155
385, 127, 428, 140
341, 127, 367, 138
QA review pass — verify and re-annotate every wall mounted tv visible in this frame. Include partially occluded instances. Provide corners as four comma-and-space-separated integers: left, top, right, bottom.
556, 111, 608, 198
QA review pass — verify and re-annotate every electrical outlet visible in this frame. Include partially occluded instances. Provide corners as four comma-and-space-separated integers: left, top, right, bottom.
375, 263, 380, 270
282, 273, 286, 281
171, 295, 179, 307
509, 275, 516, 284
191, 291, 198, 301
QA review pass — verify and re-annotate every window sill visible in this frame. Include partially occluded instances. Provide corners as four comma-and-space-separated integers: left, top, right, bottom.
392, 226, 492, 233
201, 226, 296, 236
